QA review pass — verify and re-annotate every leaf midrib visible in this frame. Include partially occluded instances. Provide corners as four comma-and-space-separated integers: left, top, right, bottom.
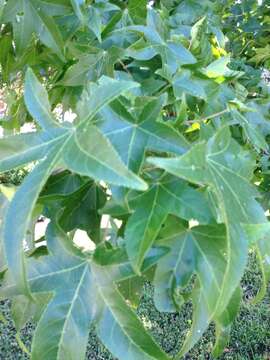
0, 132, 67, 171
96, 268, 168, 360
56, 264, 89, 360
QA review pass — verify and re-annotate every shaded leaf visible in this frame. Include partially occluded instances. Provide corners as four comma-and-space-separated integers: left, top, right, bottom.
125, 174, 213, 272
99, 96, 190, 174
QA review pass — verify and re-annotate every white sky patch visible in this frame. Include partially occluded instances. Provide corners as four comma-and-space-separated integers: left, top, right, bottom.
189, 219, 199, 229
35, 218, 50, 240
101, 214, 110, 229
64, 109, 77, 123
101, 215, 122, 229
21, 123, 36, 133
73, 229, 96, 252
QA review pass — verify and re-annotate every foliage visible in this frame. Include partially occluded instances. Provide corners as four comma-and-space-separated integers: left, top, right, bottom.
0, 1, 270, 359
1, 255, 270, 360
221, 0, 270, 68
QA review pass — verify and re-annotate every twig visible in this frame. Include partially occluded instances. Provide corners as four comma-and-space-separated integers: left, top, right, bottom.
155, 83, 172, 96
118, 59, 132, 77
185, 108, 229, 125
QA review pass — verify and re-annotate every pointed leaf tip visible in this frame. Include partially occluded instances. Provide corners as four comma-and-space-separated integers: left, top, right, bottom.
24, 68, 59, 131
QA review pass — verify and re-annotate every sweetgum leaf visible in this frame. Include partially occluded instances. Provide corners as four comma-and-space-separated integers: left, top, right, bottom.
93, 264, 170, 360
2, 71, 147, 296
0, 223, 169, 360
212, 287, 242, 358
4, 146, 63, 297
149, 126, 269, 316
125, 174, 213, 272
2, 0, 65, 59
1, 1, 270, 359
128, 0, 147, 24
24, 69, 60, 131
99, 96, 190, 173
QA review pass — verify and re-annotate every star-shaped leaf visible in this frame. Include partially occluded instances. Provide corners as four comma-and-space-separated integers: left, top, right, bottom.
0, 222, 169, 360
154, 216, 241, 355
98, 96, 190, 174
124, 174, 213, 272
127, 8, 197, 74
1, 69, 147, 297
39, 171, 107, 244
2, 0, 67, 58
149, 126, 268, 315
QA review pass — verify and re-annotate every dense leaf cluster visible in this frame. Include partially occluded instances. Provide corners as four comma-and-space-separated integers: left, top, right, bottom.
0, 1, 270, 359
221, 0, 270, 67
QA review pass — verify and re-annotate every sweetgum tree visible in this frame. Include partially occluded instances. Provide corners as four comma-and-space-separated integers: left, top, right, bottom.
0, 0, 270, 359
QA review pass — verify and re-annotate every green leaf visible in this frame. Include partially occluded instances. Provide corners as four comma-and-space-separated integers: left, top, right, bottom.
25, 68, 60, 131
166, 41, 197, 69
61, 47, 125, 86
232, 109, 268, 151
118, 276, 145, 307
1, 0, 20, 23
87, 6, 102, 42
149, 126, 268, 316
173, 70, 207, 100
125, 186, 168, 273
153, 216, 240, 354
78, 76, 140, 121
12, 0, 33, 56
40, 170, 88, 201
70, 0, 85, 25
4, 146, 62, 297
93, 264, 170, 360
28, 0, 65, 60
212, 287, 242, 358
0, 33, 15, 83
243, 224, 270, 303
153, 217, 191, 313
0, 130, 66, 173
2, 223, 97, 360
1, 223, 169, 360
99, 96, 190, 174
126, 38, 157, 61
0, 0, 4, 21
60, 52, 102, 86
178, 225, 228, 354
205, 57, 230, 77
126, 8, 196, 73
128, 0, 147, 24
2, 73, 147, 296
93, 245, 168, 282
11, 293, 51, 332
57, 181, 106, 243
125, 174, 213, 272
1, 2, 270, 359
62, 122, 148, 190
254, 236, 270, 303
3, 0, 65, 59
